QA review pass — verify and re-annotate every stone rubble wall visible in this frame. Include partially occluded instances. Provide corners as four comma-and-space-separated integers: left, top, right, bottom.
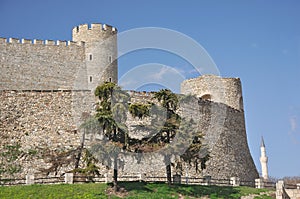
0, 38, 87, 90
119, 93, 258, 181
0, 90, 94, 177
126, 91, 158, 139
198, 101, 258, 181
0, 89, 258, 181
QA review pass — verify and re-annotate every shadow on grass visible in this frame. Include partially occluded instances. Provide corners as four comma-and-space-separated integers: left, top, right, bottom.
114, 182, 241, 198
116, 181, 154, 193
173, 184, 240, 198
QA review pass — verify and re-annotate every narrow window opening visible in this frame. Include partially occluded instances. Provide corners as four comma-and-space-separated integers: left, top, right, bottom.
108, 56, 112, 63
89, 54, 93, 61
109, 77, 112, 82
76, 26, 79, 32
89, 76, 93, 82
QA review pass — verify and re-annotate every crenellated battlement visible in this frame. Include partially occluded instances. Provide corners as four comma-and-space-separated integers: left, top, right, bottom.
72, 23, 117, 35
0, 37, 85, 47
72, 23, 117, 43
71, 22, 118, 90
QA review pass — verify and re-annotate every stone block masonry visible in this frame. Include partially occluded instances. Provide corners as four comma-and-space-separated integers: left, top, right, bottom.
0, 89, 258, 181
122, 92, 258, 181
0, 90, 95, 177
0, 91, 76, 177
0, 22, 259, 182
181, 75, 244, 111
0, 38, 87, 90
72, 23, 118, 91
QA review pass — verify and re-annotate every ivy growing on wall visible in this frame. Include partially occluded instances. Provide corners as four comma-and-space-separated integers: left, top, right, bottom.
0, 143, 23, 179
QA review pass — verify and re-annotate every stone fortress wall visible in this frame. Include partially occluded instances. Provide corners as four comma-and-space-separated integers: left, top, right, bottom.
0, 23, 117, 91
0, 87, 258, 181
120, 78, 258, 181
0, 38, 86, 90
0, 90, 95, 176
0, 23, 258, 181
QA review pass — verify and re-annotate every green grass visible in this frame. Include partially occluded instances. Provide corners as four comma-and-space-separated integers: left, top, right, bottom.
0, 182, 274, 199
0, 183, 108, 199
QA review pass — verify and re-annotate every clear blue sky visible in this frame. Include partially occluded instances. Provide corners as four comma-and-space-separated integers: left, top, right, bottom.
0, 0, 299, 179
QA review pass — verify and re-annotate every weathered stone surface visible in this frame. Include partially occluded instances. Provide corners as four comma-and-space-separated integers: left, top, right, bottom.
120, 92, 258, 181
0, 90, 93, 177
181, 75, 244, 111
0, 40, 86, 90
72, 23, 118, 91
0, 23, 117, 91
0, 23, 258, 182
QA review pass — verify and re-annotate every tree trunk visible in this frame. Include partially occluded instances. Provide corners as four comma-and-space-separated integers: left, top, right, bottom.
166, 155, 172, 185
75, 129, 85, 169
166, 165, 172, 185
165, 131, 172, 185
113, 154, 118, 192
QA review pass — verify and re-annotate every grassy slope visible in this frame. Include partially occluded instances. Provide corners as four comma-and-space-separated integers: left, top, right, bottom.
0, 182, 274, 199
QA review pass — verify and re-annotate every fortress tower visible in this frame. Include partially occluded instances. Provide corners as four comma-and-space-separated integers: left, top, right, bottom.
72, 23, 118, 91
180, 75, 259, 181
260, 137, 269, 180
180, 75, 244, 111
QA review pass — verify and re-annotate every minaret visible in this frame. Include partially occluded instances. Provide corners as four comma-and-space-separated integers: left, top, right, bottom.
260, 137, 269, 180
